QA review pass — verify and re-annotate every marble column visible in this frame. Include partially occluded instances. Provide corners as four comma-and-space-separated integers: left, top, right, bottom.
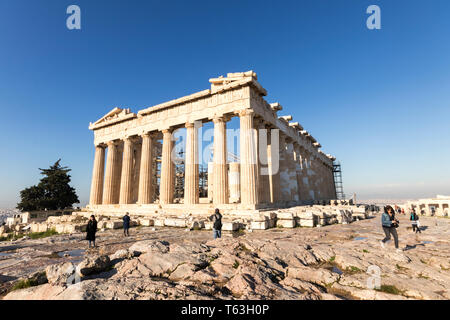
267, 129, 281, 203
293, 144, 303, 202
213, 116, 229, 205
103, 141, 120, 204
229, 162, 241, 203
207, 162, 214, 203
239, 110, 259, 205
184, 122, 199, 204
304, 150, 315, 200
256, 121, 271, 203
286, 141, 299, 201
89, 145, 105, 205
119, 137, 135, 204
329, 165, 336, 199
138, 132, 154, 204
160, 129, 174, 204
279, 134, 290, 201
309, 155, 318, 200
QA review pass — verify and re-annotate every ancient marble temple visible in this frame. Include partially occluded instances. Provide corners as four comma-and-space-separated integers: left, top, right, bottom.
87, 71, 337, 217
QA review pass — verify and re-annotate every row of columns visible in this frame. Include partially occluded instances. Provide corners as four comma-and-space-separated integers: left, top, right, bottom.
89, 109, 336, 206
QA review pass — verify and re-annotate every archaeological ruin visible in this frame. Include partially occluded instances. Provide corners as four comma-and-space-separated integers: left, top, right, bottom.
86, 71, 337, 220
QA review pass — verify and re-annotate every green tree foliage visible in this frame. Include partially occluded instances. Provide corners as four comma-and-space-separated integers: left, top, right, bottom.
17, 159, 79, 211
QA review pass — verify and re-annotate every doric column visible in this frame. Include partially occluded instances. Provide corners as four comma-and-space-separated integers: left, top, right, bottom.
207, 162, 214, 203
89, 144, 105, 205
184, 122, 199, 204
303, 149, 314, 200
286, 140, 299, 201
239, 110, 259, 205
279, 133, 290, 201
293, 144, 304, 202
256, 120, 270, 203
119, 137, 135, 204
160, 129, 175, 204
229, 162, 241, 203
327, 164, 335, 199
267, 128, 281, 203
138, 132, 154, 204
213, 116, 229, 204
103, 141, 120, 204
309, 154, 319, 200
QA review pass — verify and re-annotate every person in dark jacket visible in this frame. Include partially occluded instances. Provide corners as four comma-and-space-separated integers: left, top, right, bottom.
86, 215, 97, 248
380, 205, 401, 251
410, 209, 421, 233
123, 212, 131, 237
209, 208, 222, 239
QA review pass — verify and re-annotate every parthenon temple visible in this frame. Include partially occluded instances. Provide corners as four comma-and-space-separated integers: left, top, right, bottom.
86, 71, 337, 220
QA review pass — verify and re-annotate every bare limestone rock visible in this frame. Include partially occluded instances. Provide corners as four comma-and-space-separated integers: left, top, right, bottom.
128, 240, 170, 254
77, 255, 111, 277
45, 262, 76, 286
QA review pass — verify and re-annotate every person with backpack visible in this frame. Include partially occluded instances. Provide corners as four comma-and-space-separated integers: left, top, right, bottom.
380, 205, 401, 252
86, 215, 98, 249
209, 208, 222, 239
123, 212, 131, 237
410, 208, 421, 233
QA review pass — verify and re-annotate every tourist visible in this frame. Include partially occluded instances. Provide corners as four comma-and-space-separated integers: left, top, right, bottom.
401, 208, 405, 215
123, 212, 131, 237
209, 208, 222, 239
380, 205, 401, 252
410, 209, 421, 233
86, 215, 98, 248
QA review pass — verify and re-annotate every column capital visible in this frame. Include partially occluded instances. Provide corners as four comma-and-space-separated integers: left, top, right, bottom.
161, 128, 174, 134
237, 108, 255, 118
185, 122, 196, 128
212, 115, 231, 123
94, 143, 106, 149
140, 131, 154, 137
106, 140, 119, 147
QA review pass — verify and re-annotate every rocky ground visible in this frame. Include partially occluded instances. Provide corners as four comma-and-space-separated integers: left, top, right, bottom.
1, 213, 449, 300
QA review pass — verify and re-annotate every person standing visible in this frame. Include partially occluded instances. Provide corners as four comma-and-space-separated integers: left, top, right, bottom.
209, 208, 222, 239
380, 205, 401, 252
123, 212, 131, 237
86, 215, 97, 248
410, 209, 421, 233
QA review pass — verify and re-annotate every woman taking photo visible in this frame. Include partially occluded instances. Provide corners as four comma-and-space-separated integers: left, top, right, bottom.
380, 205, 401, 252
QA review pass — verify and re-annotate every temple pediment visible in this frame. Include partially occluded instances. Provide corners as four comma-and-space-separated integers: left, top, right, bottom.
89, 107, 137, 130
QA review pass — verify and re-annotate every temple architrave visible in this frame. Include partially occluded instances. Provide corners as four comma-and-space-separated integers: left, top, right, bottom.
86, 71, 337, 219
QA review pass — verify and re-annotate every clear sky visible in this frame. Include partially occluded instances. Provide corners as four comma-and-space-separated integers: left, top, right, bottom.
1, 0, 449, 208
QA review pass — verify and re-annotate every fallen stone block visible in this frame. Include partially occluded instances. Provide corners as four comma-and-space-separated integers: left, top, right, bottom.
222, 221, 240, 231
164, 218, 186, 228
277, 219, 295, 228
251, 220, 269, 230
138, 218, 154, 227
106, 221, 122, 229
298, 219, 315, 227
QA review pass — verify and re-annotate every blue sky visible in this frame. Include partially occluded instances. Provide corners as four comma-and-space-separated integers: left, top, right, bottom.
0, 0, 449, 208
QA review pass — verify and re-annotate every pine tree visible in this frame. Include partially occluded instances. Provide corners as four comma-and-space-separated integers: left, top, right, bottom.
17, 159, 79, 211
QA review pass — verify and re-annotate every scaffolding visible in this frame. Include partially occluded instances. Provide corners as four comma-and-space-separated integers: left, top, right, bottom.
333, 161, 345, 200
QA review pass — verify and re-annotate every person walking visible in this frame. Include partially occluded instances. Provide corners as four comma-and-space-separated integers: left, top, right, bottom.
86, 215, 97, 249
410, 209, 421, 233
209, 208, 222, 239
123, 212, 131, 237
380, 205, 401, 252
